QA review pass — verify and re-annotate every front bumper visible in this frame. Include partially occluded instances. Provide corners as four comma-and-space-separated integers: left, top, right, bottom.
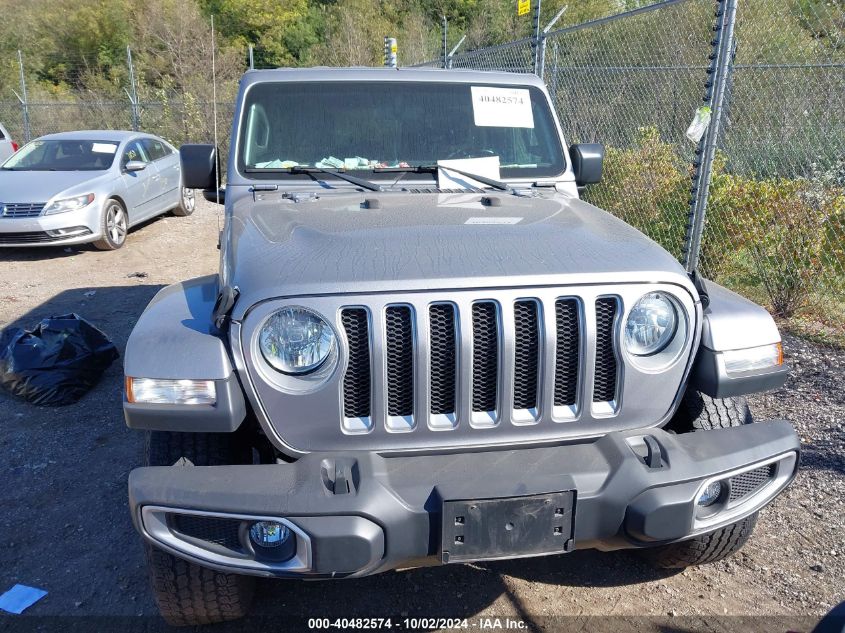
129, 421, 799, 578
0, 205, 103, 246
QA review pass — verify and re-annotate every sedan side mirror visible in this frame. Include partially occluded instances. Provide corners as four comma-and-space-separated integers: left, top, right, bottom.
125, 160, 147, 172
180, 144, 219, 192
569, 143, 605, 186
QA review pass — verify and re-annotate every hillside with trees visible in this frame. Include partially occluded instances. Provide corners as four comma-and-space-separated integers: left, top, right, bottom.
0, 0, 654, 101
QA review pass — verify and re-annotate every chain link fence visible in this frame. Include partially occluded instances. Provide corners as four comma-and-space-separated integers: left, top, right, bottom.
702, 1, 845, 341
421, 0, 845, 344
1, 1, 842, 342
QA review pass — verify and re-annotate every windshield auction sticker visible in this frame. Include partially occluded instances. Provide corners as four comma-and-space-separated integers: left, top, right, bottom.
91, 143, 117, 154
471, 86, 534, 128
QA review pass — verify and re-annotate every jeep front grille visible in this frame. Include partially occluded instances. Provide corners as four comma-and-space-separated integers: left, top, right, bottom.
339, 294, 619, 432
241, 284, 696, 453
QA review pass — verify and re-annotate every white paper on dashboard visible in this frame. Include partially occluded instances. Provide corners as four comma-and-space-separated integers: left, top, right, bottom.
91, 143, 117, 154
437, 156, 501, 190
471, 86, 534, 128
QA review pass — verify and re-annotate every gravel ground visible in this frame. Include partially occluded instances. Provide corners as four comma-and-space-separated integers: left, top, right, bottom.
0, 199, 842, 631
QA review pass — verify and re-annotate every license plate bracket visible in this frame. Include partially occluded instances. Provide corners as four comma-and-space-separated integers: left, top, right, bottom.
441, 491, 575, 563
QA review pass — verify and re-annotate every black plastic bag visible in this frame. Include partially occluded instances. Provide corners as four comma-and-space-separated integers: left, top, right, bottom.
0, 313, 119, 406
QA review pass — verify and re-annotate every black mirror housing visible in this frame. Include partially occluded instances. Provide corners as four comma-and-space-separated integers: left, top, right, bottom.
569, 143, 605, 186
180, 144, 218, 191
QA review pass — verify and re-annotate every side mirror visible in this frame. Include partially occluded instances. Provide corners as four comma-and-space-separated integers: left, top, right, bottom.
569, 143, 604, 186
124, 160, 147, 172
203, 188, 226, 205
180, 143, 218, 191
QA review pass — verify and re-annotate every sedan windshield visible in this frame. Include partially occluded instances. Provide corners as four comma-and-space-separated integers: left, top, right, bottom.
2, 139, 119, 171
238, 81, 566, 179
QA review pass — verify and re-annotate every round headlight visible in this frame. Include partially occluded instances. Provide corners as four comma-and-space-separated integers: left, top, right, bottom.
259, 307, 335, 374
624, 292, 678, 356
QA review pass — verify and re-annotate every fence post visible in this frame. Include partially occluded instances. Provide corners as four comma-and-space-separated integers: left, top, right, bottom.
532, 0, 543, 75
126, 46, 140, 131
446, 34, 465, 69
17, 50, 31, 143
684, 0, 738, 273
249, 44, 254, 70
442, 16, 448, 68
538, 6, 567, 82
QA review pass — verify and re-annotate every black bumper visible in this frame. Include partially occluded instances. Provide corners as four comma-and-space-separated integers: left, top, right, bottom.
129, 421, 799, 578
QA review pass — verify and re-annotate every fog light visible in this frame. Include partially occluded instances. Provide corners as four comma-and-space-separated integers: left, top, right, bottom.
249, 521, 291, 548
696, 481, 724, 507
248, 521, 296, 562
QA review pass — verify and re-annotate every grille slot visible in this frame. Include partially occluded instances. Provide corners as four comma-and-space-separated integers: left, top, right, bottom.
340, 308, 371, 420
554, 299, 580, 408
385, 306, 414, 419
593, 298, 619, 403
429, 304, 457, 416
171, 514, 242, 550
1, 202, 46, 218
471, 302, 499, 414
729, 464, 776, 502
513, 301, 540, 411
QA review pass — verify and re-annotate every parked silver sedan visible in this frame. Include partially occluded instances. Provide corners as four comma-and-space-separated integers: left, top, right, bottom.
0, 130, 195, 249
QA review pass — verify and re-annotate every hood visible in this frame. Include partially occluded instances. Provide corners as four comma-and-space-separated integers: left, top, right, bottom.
0, 170, 112, 203
226, 189, 693, 319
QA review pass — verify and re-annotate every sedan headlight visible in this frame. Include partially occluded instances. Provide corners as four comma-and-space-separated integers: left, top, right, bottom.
259, 307, 336, 374
43, 193, 95, 215
624, 292, 678, 356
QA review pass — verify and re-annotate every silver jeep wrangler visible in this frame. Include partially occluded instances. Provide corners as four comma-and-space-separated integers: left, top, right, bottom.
124, 68, 798, 626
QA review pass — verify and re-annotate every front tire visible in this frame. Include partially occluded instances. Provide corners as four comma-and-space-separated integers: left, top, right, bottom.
645, 391, 760, 569
143, 431, 255, 626
172, 187, 196, 217
93, 199, 128, 250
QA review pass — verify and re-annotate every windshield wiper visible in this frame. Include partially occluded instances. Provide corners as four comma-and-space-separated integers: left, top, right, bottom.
244, 166, 381, 192
375, 165, 510, 191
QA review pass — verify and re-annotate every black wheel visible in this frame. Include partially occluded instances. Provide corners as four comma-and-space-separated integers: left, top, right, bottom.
173, 187, 196, 217
644, 391, 759, 569
93, 198, 128, 250
143, 431, 255, 626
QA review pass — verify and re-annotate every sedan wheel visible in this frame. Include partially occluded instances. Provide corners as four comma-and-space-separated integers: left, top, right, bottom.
93, 200, 128, 251
173, 187, 196, 217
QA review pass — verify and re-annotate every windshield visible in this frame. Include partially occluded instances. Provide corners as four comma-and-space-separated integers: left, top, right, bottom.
238, 81, 566, 180
2, 139, 119, 171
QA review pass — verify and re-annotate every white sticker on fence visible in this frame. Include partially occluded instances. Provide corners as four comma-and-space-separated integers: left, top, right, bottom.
91, 143, 117, 154
471, 87, 534, 128
465, 217, 523, 225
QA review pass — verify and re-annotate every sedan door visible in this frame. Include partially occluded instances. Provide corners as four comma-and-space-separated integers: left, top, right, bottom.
120, 139, 159, 224
141, 137, 181, 213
